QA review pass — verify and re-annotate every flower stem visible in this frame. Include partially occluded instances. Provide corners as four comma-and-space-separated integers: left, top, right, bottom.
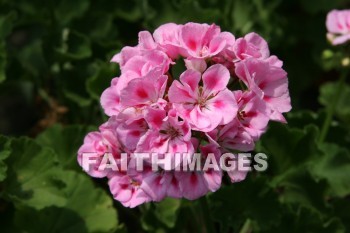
199, 196, 216, 233
239, 219, 252, 233
319, 68, 348, 143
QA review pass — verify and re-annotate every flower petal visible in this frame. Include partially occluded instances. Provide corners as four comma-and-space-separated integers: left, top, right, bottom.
202, 64, 230, 96
206, 89, 238, 124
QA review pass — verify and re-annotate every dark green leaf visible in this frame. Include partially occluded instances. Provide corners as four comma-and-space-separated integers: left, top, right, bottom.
0, 43, 6, 83
56, 30, 92, 60
154, 198, 181, 228
258, 123, 321, 175
2, 137, 66, 209
310, 143, 350, 197
14, 171, 119, 233
55, 0, 90, 25
63, 89, 92, 107
86, 61, 115, 100
36, 124, 95, 171
209, 176, 282, 232
0, 11, 17, 39
0, 135, 11, 181
319, 82, 350, 124
14, 38, 48, 77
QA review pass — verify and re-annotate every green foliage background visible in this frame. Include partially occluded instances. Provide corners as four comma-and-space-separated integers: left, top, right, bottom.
0, 0, 350, 232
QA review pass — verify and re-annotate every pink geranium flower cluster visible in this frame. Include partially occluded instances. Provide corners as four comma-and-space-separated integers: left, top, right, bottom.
78, 23, 291, 208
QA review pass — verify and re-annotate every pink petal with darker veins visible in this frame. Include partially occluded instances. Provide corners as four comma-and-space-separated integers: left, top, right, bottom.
206, 89, 237, 125
176, 172, 209, 200
141, 172, 172, 201
100, 78, 122, 116
202, 64, 230, 96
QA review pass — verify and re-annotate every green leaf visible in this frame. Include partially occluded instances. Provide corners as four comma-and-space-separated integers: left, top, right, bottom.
2, 137, 67, 209
333, 198, 350, 231
0, 11, 17, 83
153, 198, 181, 228
257, 123, 331, 218
0, 11, 17, 39
261, 208, 345, 233
232, 0, 254, 34
55, 0, 90, 25
140, 198, 181, 232
140, 205, 162, 232
319, 82, 350, 124
59, 62, 94, 108
286, 111, 350, 148
275, 168, 329, 217
36, 124, 95, 171
86, 61, 115, 100
209, 176, 282, 232
0, 136, 11, 181
63, 89, 92, 107
310, 143, 350, 197
13, 37, 48, 77
257, 123, 321, 175
14, 171, 119, 233
2, 136, 119, 232
0, 43, 6, 83
113, 0, 144, 22
56, 30, 92, 60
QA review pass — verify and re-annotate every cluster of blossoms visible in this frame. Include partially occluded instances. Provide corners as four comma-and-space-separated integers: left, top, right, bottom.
78, 23, 291, 207
326, 9, 350, 45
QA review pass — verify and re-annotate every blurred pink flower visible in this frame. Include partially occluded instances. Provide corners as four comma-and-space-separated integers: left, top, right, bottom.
326, 9, 350, 45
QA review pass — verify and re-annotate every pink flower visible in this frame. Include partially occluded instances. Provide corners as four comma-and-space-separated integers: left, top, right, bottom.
77, 117, 122, 178
130, 156, 183, 202
234, 90, 270, 140
171, 142, 222, 200
235, 58, 291, 123
78, 131, 108, 178
168, 64, 238, 132
153, 23, 185, 59
110, 46, 140, 67
199, 144, 222, 192
213, 32, 282, 71
175, 171, 209, 200
225, 154, 249, 183
141, 171, 182, 201
233, 32, 270, 61
206, 121, 255, 152
79, 22, 291, 207
136, 108, 194, 158
326, 10, 350, 45
231, 32, 282, 67
120, 50, 170, 79
120, 69, 168, 108
101, 69, 168, 117
138, 31, 158, 50
116, 117, 149, 152
179, 23, 235, 58
204, 130, 250, 183
108, 172, 151, 208
111, 31, 157, 66
100, 78, 123, 116
184, 58, 207, 73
